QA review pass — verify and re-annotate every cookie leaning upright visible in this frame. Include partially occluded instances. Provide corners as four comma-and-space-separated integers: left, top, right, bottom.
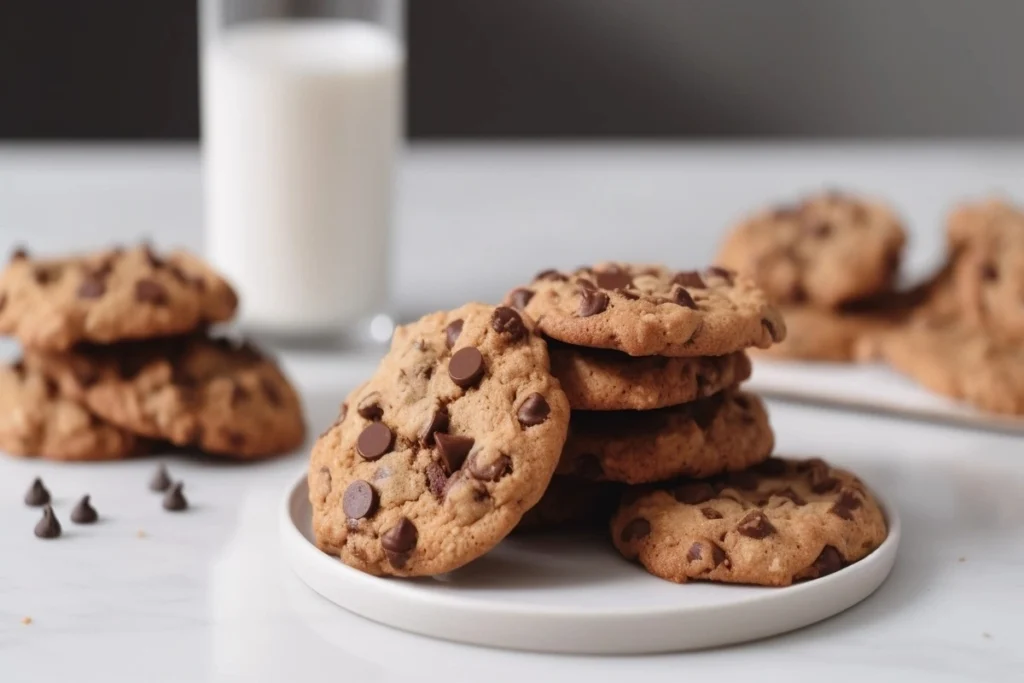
0, 245, 238, 350
512, 264, 785, 357
310, 304, 571, 576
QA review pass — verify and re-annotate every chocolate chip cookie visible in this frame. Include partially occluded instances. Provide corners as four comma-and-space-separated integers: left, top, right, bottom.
26, 335, 305, 457
716, 191, 906, 307
857, 315, 1024, 415
549, 341, 751, 410
309, 304, 571, 576
515, 476, 622, 533
559, 391, 773, 484
507, 264, 785, 357
0, 244, 238, 350
0, 360, 147, 461
611, 457, 887, 586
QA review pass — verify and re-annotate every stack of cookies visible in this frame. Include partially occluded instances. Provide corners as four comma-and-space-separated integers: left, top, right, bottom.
717, 191, 913, 362
310, 265, 888, 587
0, 244, 305, 461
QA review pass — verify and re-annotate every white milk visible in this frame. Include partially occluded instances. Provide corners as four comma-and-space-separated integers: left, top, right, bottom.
202, 20, 402, 333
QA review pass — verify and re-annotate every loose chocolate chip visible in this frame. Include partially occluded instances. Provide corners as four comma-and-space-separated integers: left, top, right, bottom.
24, 478, 51, 506
444, 319, 464, 349
381, 517, 418, 553
706, 266, 735, 284
762, 317, 781, 342
70, 495, 98, 524
773, 487, 807, 506
736, 510, 776, 539
76, 275, 106, 299
981, 262, 999, 281
804, 545, 844, 580
578, 289, 609, 317
419, 406, 449, 445
163, 482, 188, 511
135, 278, 169, 305
260, 377, 283, 406
686, 542, 703, 562
672, 287, 698, 309
10, 246, 28, 262
620, 517, 651, 543
711, 543, 729, 567
534, 269, 568, 282
673, 482, 716, 505
425, 462, 449, 497
491, 306, 526, 341
516, 393, 550, 427
357, 393, 384, 420
594, 269, 633, 291
722, 470, 759, 491
342, 480, 378, 519
149, 464, 172, 492
508, 288, 534, 310
468, 452, 512, 481
357, 422, 394, 461
673, 271, 705, 289
34, 505, 61, 539
701, 506, 723, 520
448, 347, 484, 388
435, 433, 474, 473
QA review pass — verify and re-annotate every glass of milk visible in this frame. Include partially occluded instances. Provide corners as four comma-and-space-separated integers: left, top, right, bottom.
200, 0, 403, 347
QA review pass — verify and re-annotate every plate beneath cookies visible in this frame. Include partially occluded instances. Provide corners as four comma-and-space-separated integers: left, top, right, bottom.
280, 472, 900, 654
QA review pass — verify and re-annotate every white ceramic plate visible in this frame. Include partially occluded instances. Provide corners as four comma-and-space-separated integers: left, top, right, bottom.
280, 472, 900, 654
748, 359, 1024, 434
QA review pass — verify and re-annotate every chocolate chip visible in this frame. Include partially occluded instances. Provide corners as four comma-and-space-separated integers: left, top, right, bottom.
339, 403, 348, 422
228, 382, 250, 408
802, 545, 844, 580
578, 289, 609, 317
419, 406, 449, 445
33, 266, 60, 286
516, 393, 550, 427
435, 433, 474, 473
42, 376, 58, 399
425, 462, 449, 497
617, 289, 639, 300
468, 452, 512, 481
342, 480, 378, 519
444, 319, 464, 349
673, 482, 716, 505
163, 482, 188, 511
381, 517, 418, 554
24, 478, 51, 506
706, 266, 735, 284
981, 262, 998, 281
508, 288, 534, 310
260, 377, 282, 406
773, 487, 807, 506
0, 293, 6, 313
701, 506, 723, 520
594, 269, 633, 291
809, 469, 840, 494
141, 243, 163, 269
70, 495, 98, 524
762, 317, 781, 342
686, 542, 703, 562
673, 271, 705, 289
76, 274, 106, 299
221, 428, 246, 450
736, 510, 775, 539
10, 360, 24, 378
448, 347, 484, 388
135, 278, 169, 305
357, 393, 384, 420
34, 505, 61, 539
357, 422, 394, 460
10, 246, 28, 262
619, 517, 651, 543
149, 464, 172, 492
809, 220, 832, 238
711, 543, 729, 567
672, 287, 698, 309
534, 269, 567, 282
491, 306, 526, 341
576, 277, 597, 291
829, 489, 862, 520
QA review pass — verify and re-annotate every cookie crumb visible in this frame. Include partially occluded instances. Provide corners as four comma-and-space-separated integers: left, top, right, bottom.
958, 556, 966, 563
136, 529, 147, 538
983, 632, 992, 639
21, 616, 32, 625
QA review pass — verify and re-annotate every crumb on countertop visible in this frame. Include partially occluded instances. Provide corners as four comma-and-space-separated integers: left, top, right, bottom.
983, 632, 992, 639
136, 529, 147, 538
958, 556, 966, 562
21, 616, 32, 625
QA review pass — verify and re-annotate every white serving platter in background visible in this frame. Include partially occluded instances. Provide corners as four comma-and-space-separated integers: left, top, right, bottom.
280, 473, 900, 655
748, 359, 1024, 435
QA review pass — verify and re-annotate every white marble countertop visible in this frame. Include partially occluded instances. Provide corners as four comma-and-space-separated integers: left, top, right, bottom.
1, 144, 1023, 682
